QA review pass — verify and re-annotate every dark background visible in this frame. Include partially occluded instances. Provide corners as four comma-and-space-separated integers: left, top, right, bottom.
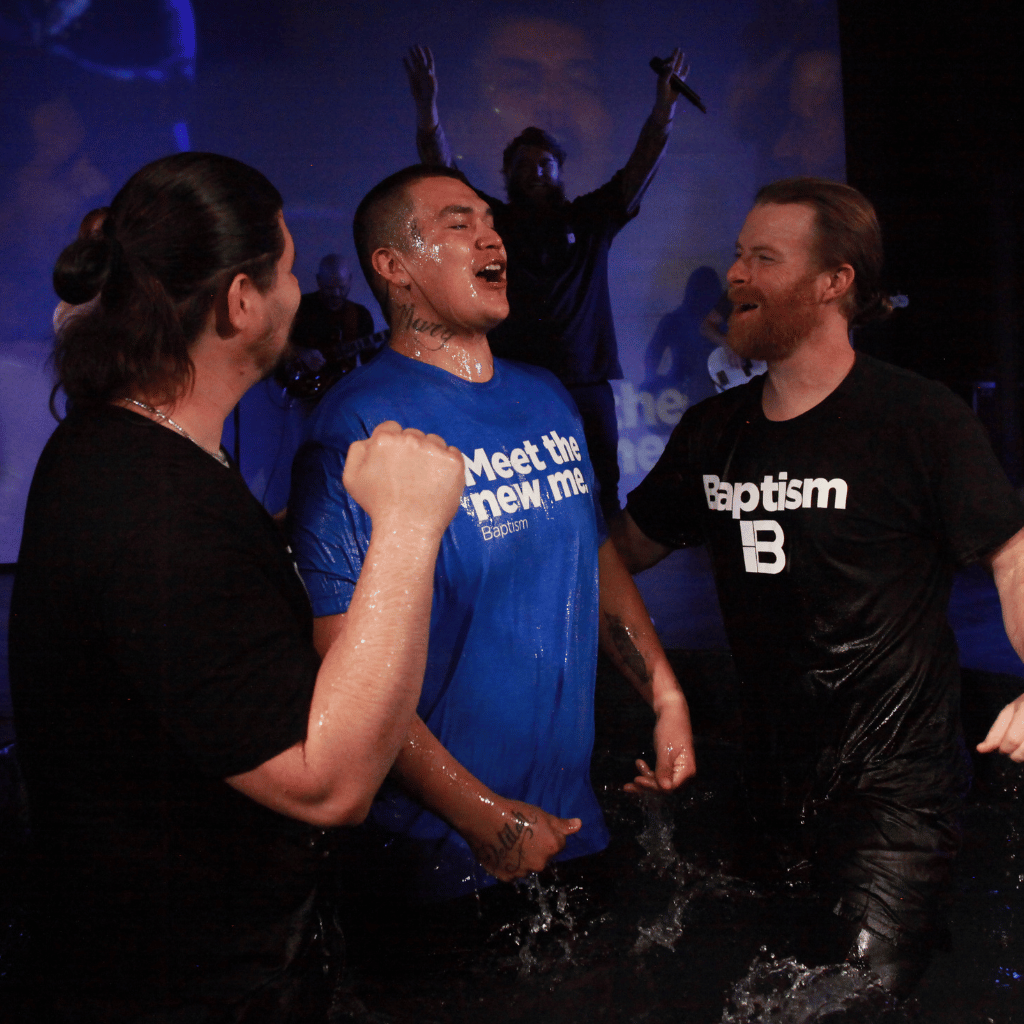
839, 1, 1023, 482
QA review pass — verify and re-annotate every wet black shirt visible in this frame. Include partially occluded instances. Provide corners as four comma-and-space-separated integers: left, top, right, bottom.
627, 355, 1024, 822
10, 406, 323, 1008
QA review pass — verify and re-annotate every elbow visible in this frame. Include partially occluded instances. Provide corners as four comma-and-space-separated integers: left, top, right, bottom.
298, 787, 375, 829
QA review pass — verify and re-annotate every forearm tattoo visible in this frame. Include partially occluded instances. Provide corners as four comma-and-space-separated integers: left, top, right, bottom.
472, 810, 537, 874
393, 301, 455, 343
605, 613, 651, 686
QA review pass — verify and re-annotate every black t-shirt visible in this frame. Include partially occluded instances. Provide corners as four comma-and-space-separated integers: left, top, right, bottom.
10, 406, 323, 1007
628, 355, 1024, 822
485, 176, 636, 385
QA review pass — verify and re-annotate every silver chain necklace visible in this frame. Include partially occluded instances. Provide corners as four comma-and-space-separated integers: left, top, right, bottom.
121, 398, 230, 467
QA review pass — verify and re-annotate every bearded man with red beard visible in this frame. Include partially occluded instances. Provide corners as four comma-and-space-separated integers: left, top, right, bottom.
612, 178, 1024, 999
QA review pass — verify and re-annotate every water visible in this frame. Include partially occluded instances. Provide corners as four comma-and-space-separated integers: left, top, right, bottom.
333, 654, 1024, 1023
1, 653, 1022, 1022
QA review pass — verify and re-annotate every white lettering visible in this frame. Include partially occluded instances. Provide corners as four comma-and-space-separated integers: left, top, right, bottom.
470, 490, 501, 521
513, 479, 543, 510
548, 469, 579, 501
496, 485, 519, 513
703, 474, 720, 510
785, 478, 803, 510
656, 388, 687, 426
802, 478, 848, 509
740, 519, 786, 574
509, 448, 531, 474
733, 482, 759, 520
463, 448, 497, 486
490, 451, 514, 478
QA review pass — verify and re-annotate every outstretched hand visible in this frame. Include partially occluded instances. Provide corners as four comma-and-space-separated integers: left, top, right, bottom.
654, 46, 690, 111
977, 693, 1024, 762
343, 420, 464, 539
404, 44, 438, 107
463, 796, 582, 882
624, 694, 696, 794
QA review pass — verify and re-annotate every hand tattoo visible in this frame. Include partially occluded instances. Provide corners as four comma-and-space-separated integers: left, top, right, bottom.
472, 810, 537, 874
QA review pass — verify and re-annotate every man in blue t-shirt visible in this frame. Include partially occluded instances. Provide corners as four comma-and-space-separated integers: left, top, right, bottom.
289, 165, 695, 905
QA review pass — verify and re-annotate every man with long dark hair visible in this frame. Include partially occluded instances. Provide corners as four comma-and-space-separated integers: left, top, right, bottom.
614, 177, 1024, 997
8, 151, 465, 1021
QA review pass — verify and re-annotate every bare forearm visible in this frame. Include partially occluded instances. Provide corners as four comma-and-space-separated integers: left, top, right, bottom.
230, 527, 443, 826
392, 717, 575, 879
416, 122, 454, 168
598, 539, 677, 709
991, 526, 1024, 662
301, 527, 442, 812
390, 715, 497, 832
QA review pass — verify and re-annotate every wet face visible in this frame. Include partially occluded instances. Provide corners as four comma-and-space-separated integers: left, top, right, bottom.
316, 267, 352, 311
395, 176, 508, 336
726, 202, 827, 362
248, 214, 302, 377
505, 145, 564, 206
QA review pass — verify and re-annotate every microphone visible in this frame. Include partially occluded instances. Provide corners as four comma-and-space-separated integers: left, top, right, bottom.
650, 57, 706, 114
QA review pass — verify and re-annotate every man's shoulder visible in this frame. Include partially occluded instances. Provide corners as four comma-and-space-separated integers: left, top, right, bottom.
849, 353, 973, 424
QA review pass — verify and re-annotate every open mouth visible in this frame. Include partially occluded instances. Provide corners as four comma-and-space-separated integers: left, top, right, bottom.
475, 260, 506, 284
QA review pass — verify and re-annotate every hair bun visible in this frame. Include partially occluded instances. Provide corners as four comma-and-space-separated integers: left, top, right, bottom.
53, 235, 117, 305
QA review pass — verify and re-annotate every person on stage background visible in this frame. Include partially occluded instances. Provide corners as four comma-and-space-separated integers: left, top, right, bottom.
404, 42, 692, 520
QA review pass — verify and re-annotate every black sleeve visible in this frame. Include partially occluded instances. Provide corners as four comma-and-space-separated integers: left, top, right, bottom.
626, 404, 711, 550
918, 383, 1024, 565
103, 462, 320, 780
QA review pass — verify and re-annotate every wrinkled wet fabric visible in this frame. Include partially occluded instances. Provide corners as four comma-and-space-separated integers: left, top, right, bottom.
289, 348, 610, 902
627, 354, 1024, 941
9, 407, 327, 1015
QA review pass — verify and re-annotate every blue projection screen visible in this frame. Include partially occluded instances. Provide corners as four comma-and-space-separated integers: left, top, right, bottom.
0, 0, 844, 564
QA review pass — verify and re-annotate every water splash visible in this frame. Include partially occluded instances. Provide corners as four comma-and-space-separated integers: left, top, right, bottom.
720, 952, 910, 1024
631, 790, 760, 955
490, 873, 584, 978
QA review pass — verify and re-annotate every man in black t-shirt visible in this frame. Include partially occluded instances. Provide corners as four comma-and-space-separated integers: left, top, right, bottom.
613, 178, 1024, 997
403, 44, 691, 520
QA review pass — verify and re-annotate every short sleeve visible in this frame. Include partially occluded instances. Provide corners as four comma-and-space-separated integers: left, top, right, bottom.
288, 437, 372, 617
626, 406, 711, 550
922, 388, 1024, 565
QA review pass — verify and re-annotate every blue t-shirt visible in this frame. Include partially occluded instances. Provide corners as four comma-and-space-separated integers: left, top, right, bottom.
289, 347, 610, 902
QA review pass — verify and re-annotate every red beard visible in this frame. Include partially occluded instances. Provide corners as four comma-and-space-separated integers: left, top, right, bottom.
727, 276, 822, 362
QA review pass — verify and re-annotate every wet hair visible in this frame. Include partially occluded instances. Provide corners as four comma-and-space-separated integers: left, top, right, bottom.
754, 177, 891, 326
501, 127, 567, 179
353, 164, 470, 314
52, 151, 284, 411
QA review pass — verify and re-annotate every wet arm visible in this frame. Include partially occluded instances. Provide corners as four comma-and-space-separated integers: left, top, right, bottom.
978, 526, 1024, 761
227, 424, 463, 826
598, 538, 695, 790
312, 609, 579, 878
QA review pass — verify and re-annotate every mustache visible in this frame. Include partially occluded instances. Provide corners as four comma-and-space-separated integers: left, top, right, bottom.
727, 287, 766, 308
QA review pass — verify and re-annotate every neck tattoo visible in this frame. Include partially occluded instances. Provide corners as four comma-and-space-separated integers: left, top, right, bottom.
394, 301, 454, 351
121, 398, 229, 467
